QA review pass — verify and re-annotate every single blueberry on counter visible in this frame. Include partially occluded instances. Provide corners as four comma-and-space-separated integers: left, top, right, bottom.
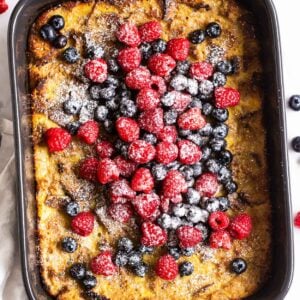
289, 95, 300, 111
292, 136, 300, 152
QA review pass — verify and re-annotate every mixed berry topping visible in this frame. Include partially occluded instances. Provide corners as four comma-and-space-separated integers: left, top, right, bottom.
42, 17, 254, 290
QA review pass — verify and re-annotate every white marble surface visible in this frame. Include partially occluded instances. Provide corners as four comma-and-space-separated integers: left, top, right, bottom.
0, 0, 299, 299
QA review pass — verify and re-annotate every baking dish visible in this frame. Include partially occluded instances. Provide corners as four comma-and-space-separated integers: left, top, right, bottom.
8, 0, 294, 299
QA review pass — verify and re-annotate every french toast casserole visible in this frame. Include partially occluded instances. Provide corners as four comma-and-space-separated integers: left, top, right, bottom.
27, 0, 271, 299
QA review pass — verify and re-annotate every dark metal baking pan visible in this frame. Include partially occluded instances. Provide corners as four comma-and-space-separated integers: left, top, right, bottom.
8, 0, 294, 299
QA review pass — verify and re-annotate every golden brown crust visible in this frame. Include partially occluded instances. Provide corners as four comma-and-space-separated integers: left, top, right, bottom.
28, 0, 271, 299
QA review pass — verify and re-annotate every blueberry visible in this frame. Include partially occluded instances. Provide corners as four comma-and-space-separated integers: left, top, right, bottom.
142, 133, 157, 145
175, 60, 190, 75
180, 248, 195, 257
105, 75, 120, 88
206, 158, 221, 173
289, 95, 300, 111
105, 98, 119, 111
63, 98, 83, 115
69, 263, 86, 280
217, 150, 232, 165
186, 79, 199, 96
195, 223, 209, 240
89, 85, 102, 100
187, 133, 204, 146
99, 87, 116, 100
167, 160, 181, 170
127, 251, 142, 267
218, 166, 232, 183
120, 99, 137, 117
179, 261, 194, 276
168, 247, 181, 260
173, 203, 189, 217
188, 29, 205, 44
201, 197, 220, 212
133, 263, 149, 277
52, 35, 68, 49
95, 105, 109, 122
85, 45, 104, 59
206, 22, 222, 38
211, 108, 229, 122
164, 110, 178, 125
191, 162, 203, 176
152, 39, 167, 53
40, 24, 57, 42
231, 258, 247, 274
63, 47, 79, 63
82, 275, 97, 290
170, 74, 188, 91
161, 92, 176, 107
66, 122, 80, 135
189, 98, 202, 109
199, 80, 214, 96
218, 197, 230, 211
139, 42, 153, 60
117, 237, 134, 253
216, 60, 233, 75
65, 201, 80, 216
179, 165, 194, 181
292, 136, 300, 152
138, 245, 154, 254
103, 119, 114, 133
49, 15, 65, 30
185, 188, 201, 205
61, 237, 77, 253
107, 58, 120, 73
114, 251, 129, 267
202, 103, 213, 116
151, 164, 167, 181
212, 72, 227, 87
225, 181, 238, 194
201, 146, 212, 161
179, 129, 192, 137
170, 216, 182, 230
187, 206, 209, 223
157, 213, 172, 229
199, 123, 213, 136
213, 124, 228, 139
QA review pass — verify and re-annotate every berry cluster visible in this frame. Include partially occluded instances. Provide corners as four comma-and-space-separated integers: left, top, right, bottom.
43, 19, 252, 285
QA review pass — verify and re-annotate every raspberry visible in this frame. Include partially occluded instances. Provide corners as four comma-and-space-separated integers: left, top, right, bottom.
163, 170, 187, 197
157, 126, 178, 143
138, 108, 164, 134
125, 67, 151, 89
148, 207, 161, 222
209, 230, 232, 250
148, 53, 176, 77
177, 140, 202, 165
150, 75, 167, 95
77, 120, 99, 144
214, 87, 240, 108
139, 21, 162, 42
116, 117, 140, 142
176, 225, 202, 248
166, 38, 190, 61
178, 108, 206, 130
114, 156, 137, 177
136, 88, 160, 111
79, 157, 99, 182
132, 193, 160, 219
109, 179, 136, 199
128, 140, 156, 164
228, 213, 253, 240
189, 62, 213, 81
44, 128, 71, 152
71, 212, 95, 236
155, 254, 178, 280
295, 212, 300, 227
141, 222, 167, 246
90, 251, 117, 276
160, 196, 170, 213
117, 47, 142, 72
108, 203, 133, 223
172, 92, 192, 112
97, 158, 120, 184
131, 168, 154, 193
208, 211, 230, 231
84, 58, 108, 83
117, 22, 141, 47
96, 141, 114, 158
0, 1, 8, 14
156, 142, 178, 164
195, 173, 218, 197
